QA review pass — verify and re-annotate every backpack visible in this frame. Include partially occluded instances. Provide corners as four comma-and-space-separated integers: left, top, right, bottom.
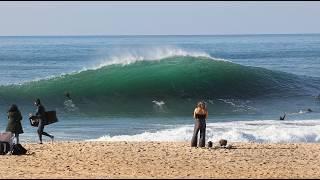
0, 141, 10, 155
11, 143, 27, 155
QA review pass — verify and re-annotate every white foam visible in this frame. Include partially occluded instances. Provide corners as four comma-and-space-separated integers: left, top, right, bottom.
152, 100, 165, 106
88, 46, 229, 70
217, 98, 256, 112
88, 119, 320, 143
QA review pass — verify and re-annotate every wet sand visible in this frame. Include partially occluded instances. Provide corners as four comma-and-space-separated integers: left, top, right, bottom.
0, 141, 320, 178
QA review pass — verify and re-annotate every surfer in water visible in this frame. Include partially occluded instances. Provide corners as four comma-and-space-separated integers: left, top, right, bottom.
64, 91, 78, 112
279, 112, 286, 120
30, 98, 54, 144
65, 92, 71, 100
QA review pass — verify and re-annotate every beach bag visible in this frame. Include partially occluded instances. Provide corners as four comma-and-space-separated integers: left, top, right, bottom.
0, 132, 14, 154
219, 139, 228, 147
11, 144, 27, 155
0, 132, 13, 142
0, 141, 10, 155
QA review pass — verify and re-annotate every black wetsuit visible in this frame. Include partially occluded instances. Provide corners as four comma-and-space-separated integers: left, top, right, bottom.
280, 114, 286, 120
36, 104, 53, 142
191, 114, 207, 147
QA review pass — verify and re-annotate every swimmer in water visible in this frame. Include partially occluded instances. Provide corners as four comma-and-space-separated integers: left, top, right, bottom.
280, 113, 286, 120
65, 92, 71, 100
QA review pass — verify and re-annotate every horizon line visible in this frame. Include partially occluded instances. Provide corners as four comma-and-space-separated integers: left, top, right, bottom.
0, 33, 320, 37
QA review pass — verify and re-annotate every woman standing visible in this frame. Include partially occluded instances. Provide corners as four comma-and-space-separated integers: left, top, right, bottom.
191, 101, 208, 147
6, 104, 23, 144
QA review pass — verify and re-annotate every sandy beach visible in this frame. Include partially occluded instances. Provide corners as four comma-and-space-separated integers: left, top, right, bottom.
0, 141, 319, 178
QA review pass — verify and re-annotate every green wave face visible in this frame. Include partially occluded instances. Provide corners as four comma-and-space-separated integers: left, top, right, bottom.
0, 56, 318, 115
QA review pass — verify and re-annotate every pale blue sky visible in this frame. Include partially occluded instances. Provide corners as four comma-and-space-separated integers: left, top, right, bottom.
0, 1, 320, 36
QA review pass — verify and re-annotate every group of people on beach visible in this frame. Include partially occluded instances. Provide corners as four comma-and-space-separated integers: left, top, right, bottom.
5, 98, 54, 144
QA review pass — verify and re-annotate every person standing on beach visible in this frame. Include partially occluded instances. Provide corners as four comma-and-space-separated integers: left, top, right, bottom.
31, 99, 54, 144
6, 104, 23, 144
191, 101, 208, 147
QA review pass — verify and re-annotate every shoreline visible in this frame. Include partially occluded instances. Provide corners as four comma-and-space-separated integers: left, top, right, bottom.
0, 141, 320, 178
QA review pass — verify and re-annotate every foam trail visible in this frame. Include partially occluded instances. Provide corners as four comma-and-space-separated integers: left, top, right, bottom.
88, 120, 320, 143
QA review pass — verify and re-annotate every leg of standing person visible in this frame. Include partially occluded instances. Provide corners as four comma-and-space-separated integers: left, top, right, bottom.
38, 120, 54, 143
37, 119, 44, 144
15, 133, 19, 144
191, 120, 200, 147
42, 131, 54, 141
199, 119, 206, 147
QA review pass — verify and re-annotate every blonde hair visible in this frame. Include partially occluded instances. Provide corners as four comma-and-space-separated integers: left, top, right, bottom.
197, 101, 206, 109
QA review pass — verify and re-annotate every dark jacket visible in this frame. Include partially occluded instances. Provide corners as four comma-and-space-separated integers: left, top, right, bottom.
6, 111, 24, 134
36, 104, 46, 120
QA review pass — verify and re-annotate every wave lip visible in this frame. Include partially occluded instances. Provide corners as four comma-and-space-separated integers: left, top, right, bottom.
88, 120, 320, 143
89, 47, 231, 70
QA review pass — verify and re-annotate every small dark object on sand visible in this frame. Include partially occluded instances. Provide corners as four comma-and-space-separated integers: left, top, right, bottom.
219, 139, 227, 147
207, 141, 213, 148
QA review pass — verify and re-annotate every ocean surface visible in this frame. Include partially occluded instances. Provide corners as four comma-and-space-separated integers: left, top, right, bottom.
0, 34, 320, 143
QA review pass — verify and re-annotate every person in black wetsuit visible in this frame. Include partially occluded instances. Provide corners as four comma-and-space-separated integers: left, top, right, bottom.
280, 113, 286, 120
32, 99, 54, 144
65, 92, 71, 100
191, 101, 208, 147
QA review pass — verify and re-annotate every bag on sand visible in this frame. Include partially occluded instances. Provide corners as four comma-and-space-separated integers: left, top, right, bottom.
0, 141, 10, 155
11, 144, 27, 155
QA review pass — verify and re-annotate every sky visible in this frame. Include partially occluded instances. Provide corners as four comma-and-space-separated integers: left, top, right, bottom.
0, 1, 320, 36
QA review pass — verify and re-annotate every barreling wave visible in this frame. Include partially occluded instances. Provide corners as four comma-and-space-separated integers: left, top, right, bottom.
0, 54, 319, 115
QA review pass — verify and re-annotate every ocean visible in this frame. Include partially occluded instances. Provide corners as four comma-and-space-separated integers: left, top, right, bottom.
0, 34, 320, 143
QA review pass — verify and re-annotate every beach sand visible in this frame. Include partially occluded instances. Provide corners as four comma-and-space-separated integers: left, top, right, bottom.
0, 141, 320, 178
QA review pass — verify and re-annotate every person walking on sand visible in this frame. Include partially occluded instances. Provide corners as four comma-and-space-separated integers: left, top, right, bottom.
30, 99, 54, 144
191, 101, 208, 147
6, 104, 23, 144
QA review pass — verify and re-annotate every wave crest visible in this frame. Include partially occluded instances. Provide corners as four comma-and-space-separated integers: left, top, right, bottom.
88, 47, 228, 70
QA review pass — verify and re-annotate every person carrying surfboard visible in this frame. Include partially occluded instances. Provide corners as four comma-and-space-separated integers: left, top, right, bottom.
30, 98, 54, 144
